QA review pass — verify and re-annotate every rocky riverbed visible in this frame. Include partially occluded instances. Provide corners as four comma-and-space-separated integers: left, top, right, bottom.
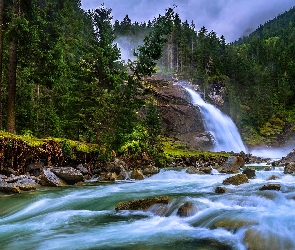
1, 148, 295, 195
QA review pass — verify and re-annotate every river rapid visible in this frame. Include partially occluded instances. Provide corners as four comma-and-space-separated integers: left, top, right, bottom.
1, 167, 295, 250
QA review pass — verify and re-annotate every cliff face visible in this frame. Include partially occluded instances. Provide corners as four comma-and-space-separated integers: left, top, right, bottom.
150, 80, 213, 150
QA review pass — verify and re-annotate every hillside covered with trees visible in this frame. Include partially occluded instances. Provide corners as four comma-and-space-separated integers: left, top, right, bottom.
0, 0, 294, 164
114, 6, 295, 146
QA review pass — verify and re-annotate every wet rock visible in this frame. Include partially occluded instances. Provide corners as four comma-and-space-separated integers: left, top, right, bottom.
0, 181, 21, 193
115, 196, 170, 211
244, 228, 294, 250
264, 166, 273, 171
198, 166, 213, 174
186, 167, 205, 174
98, 173, 116, 182
219, 156, 245, 174
130, 169, 144, 180
280, 149, 295, 164
242, 168, 256, 179
268, 175, 279, 180
142, 165, 159, 176
222, 174, 249, 186
52, 167, 83, 184
214, 219, 257, 232
215, 186, 226, 194
284, 162, 295, 174
259, 184, 281, 191
40, 169, 67, 187
177, 201, 196, 217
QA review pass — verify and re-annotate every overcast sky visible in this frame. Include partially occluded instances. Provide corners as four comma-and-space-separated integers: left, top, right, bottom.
81, 0, 295, 42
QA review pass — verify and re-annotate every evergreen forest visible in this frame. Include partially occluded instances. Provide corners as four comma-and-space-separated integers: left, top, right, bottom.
1, 1, 295, 160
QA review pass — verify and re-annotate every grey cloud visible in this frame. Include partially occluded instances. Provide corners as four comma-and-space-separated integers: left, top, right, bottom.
81, 0, 295, 42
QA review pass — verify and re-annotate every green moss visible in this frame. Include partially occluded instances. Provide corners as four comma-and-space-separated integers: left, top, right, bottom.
0, 130, 99, 156
162, 138, 229, 160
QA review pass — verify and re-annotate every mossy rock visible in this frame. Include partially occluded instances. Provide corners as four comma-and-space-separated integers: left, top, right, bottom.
115, 196, 170, 211
222, 174, 249, 186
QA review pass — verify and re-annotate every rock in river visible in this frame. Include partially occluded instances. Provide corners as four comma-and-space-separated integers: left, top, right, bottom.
223, 174, 249, 186
115, 196, 170, 211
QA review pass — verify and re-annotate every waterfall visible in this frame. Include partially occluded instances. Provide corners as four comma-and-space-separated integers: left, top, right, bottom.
184, 86, 247, 153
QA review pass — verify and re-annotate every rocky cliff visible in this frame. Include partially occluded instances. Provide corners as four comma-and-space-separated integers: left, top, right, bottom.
149, 79, 213, 150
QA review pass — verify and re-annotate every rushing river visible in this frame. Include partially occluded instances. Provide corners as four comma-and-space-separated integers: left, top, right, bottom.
1, 167, 295, 250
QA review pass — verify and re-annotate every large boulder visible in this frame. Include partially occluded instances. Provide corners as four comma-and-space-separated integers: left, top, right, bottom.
130, 169, 144, 180
284, 162, 295, 174
222, 174, 249, 186
52, 167, 83, 184
215, 186, 226, 194
7, 175, 39, 191
0, 181, 21, 193
104, 159, 127, 180
186, 167, 205, 174
0, 175, 39, 192
280, 149, 295, 164
40, 169, 67, 187
177, 201, 196, 217
115, 196, 170, 211
142, 165, 159, 176
218, 156, 245, 174
242, 168, 256, 179
244, 228, 294, 250
259, 184, 281, 191
214, 219, 257, 231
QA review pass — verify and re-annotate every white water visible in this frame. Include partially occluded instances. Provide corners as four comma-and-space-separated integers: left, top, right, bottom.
1, 168, 295, 250
184, 87, 247, 153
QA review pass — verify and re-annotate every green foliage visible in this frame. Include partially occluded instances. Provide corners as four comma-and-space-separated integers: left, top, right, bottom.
260, 117, 285, 138
162, 138, 229, 160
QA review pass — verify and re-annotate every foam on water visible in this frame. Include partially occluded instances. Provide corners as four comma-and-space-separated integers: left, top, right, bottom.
2, 169, 295, 249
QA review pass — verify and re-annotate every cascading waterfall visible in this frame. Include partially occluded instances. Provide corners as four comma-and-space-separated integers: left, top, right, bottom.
184, 86, 247, 153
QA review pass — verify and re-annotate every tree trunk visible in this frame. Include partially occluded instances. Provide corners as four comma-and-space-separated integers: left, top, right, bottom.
0, 0, 4, 129
7, 1, 19, 133
7, 38, 17, 133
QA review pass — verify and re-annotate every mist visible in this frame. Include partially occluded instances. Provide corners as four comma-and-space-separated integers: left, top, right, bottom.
81, 0, 294, 42
115, 36, 143, 62
250, 144, 295, 159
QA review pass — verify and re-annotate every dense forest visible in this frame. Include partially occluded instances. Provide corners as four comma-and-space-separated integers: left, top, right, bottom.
114, 6, 295, 146
0, 0, 294, 161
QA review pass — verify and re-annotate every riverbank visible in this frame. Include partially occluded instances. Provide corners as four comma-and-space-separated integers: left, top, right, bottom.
1, 129, 294, 195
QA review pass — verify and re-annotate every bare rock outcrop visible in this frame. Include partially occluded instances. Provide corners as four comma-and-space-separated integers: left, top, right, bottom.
152, 81, 213, 150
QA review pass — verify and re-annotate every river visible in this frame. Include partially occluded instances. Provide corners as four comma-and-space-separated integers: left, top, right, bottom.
1, 167, 295, 250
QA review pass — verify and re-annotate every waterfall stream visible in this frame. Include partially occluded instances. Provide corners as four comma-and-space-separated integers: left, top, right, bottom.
184, 86, 247, 153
